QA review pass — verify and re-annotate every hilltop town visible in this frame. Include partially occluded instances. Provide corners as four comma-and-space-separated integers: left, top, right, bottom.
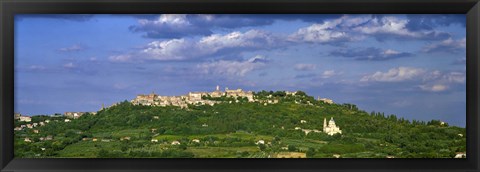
131, 85, 334, 108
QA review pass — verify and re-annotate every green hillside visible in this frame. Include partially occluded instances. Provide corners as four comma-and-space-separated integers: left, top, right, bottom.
14, 91, 466, 158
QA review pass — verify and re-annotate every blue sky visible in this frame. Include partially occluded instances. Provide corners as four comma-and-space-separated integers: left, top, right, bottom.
14, 14, 466, 127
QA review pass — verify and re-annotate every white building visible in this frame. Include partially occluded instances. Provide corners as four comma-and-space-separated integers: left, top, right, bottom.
323, 117, 342, 135
171, 141, 181, 145
19, 116, 31, 122
151, 139, 158, 143
318, 97, 334, 104
300, 120, 307, 123
256, 140, 265, 145
192, 139, 200, 143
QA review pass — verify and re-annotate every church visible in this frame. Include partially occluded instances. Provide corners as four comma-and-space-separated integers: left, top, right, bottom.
323, 117, 342, 135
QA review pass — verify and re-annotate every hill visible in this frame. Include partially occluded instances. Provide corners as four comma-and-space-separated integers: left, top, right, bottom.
14, 90, 466, 158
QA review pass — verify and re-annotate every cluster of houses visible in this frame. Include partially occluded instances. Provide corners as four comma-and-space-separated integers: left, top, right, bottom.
131, 86, 256, 108
131, 86, 336, 108
14, 113, 49, 131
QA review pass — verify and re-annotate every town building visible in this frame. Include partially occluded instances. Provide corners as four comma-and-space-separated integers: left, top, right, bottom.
64, 112, 87, 119
323, 117, 342, 135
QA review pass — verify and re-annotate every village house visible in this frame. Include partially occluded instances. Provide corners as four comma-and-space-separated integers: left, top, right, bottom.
92, 138, 98, 142
256, 140, 265, 145
171, 141, 181, 145
18, 116, 31, 122
323, 117, 342, 135
192, 139, 200, 143
300, 120, 307, 123
45, 135, 53, 140
64, 119, 71, 122
24, 137, 32, 142
33, 130, 39, 133
151, 139, 158, 143
294, 127, 301, 130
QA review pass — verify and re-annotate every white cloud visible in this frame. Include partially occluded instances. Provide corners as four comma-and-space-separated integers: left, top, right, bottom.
113, 30, 279, 62
109, 54, 134, 62
58, 44, 85, 52
197, 30, 278, 54
142, 38, 195, 61
63, 62, 75, 69
361, 67, 465, 92
28, 65, 47, 71
321, 70, 338, 78
289, 19, 349, 43
294, 63, 317, 71
131, 14, 212, 38
422, 38, 466, 53
361, 67, 425, 82
352, 16, 450, 40
419, 84, 449, 92
196, 55, 267, 77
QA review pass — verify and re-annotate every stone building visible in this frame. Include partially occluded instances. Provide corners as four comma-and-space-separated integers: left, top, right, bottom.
323, 117, 342, 135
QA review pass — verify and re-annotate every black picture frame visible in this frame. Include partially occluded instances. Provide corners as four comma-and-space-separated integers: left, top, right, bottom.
1, 0, 479, 172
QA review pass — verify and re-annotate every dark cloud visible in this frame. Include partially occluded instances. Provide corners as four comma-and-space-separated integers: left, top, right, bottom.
330, 47, 413, 61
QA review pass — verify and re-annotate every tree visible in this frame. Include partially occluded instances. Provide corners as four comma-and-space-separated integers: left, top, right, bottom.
288, 145, 297, 152
258, 144, 266, 151
306, 147, 316, 157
